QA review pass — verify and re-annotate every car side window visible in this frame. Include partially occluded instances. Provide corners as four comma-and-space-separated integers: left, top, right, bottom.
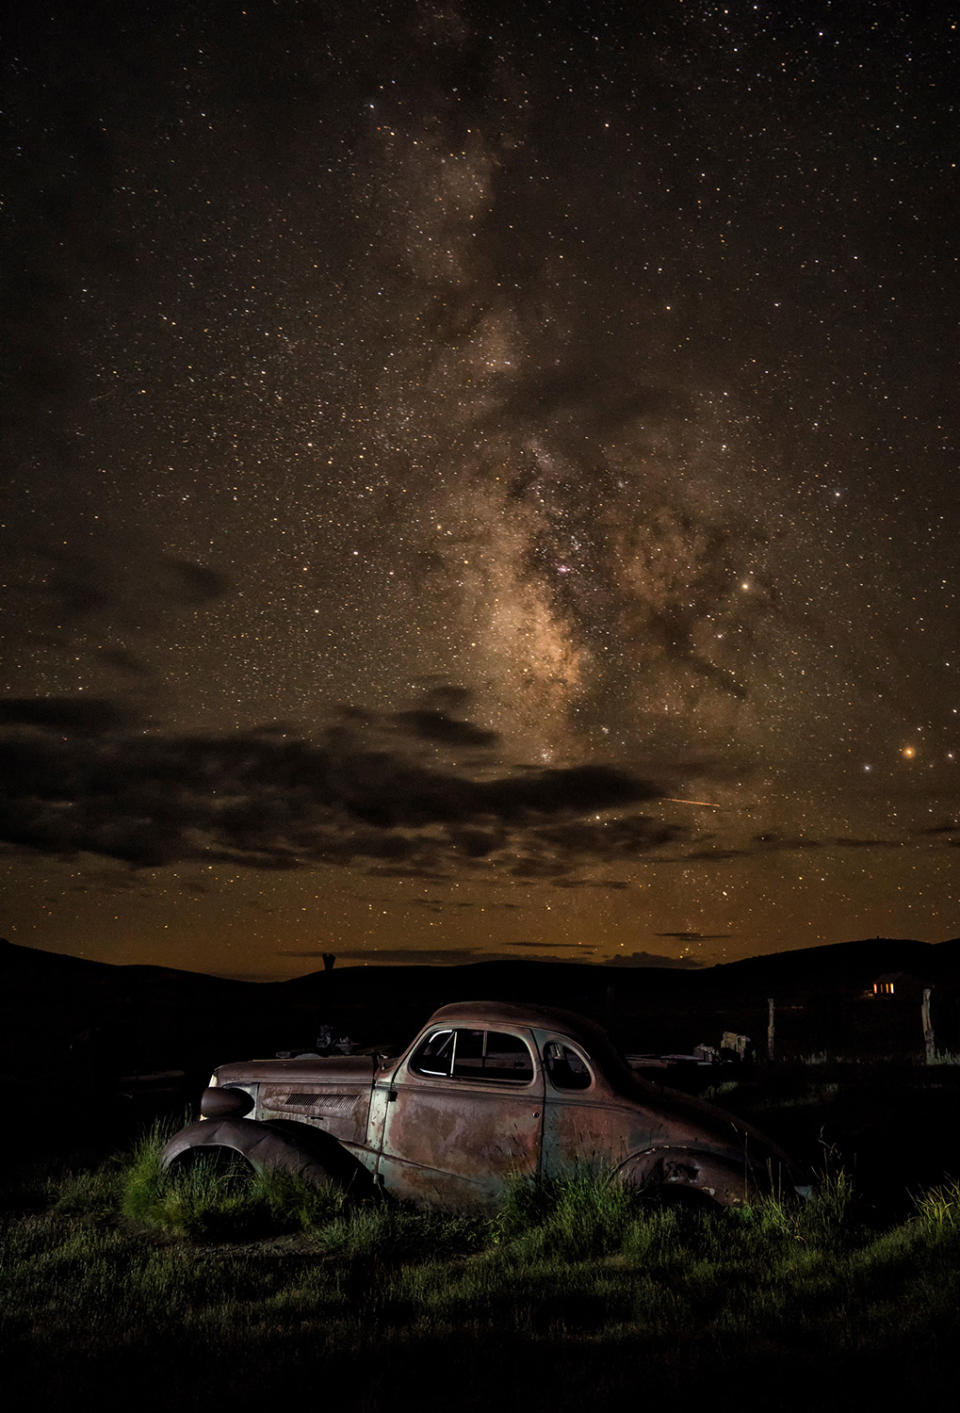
410, 1028, 534, 1084
411, 1029, 455, 1077
543, 1039, 592, 1091
454, 1030, 533, 1083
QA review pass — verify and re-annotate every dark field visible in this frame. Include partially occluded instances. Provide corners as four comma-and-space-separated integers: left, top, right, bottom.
4, 1065, 960, 1413
6, 939, 960, 1408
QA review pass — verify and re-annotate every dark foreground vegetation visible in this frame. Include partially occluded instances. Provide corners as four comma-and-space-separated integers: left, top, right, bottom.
4, 1103, 960, 1413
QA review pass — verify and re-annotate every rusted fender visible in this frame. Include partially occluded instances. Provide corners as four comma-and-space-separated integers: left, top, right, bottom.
161, 1116, 372, 1193
611, 1147, 754, 1206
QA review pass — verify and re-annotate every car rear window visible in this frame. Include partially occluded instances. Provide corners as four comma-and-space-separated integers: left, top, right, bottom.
543, 1039, 592, 1090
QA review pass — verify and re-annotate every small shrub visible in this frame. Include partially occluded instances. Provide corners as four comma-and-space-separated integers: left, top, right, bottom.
120, 1120, 176, 1226
912, 1177, 960, 1229
490, 1173, 562, 1243
120, 1123, 347, 1239
492, 1171, 643, 1261
249, 1166, 348, 1228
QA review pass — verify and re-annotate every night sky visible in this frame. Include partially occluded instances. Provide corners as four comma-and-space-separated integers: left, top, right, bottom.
3, 1, 958, 978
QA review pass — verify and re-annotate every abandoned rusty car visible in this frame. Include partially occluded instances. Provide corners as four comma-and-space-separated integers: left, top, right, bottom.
163, 1001, 804, 1206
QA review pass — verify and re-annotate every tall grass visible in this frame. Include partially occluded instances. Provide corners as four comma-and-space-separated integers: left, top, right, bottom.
5, 1131, 960, 1412
120, 1120, 348, 1238
912, 1175, 960, 1228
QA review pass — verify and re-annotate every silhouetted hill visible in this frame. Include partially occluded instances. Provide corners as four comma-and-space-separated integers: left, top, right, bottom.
6, 933, 960, 1135
702, 937, 960, 996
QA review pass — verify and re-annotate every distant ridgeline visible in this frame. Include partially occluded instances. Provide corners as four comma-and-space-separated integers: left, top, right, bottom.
3, 937, 960, 1083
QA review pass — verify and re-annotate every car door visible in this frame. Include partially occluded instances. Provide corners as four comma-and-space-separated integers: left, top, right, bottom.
376, 1025, 544, 1206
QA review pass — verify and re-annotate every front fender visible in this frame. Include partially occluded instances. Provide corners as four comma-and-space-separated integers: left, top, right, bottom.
161, 1116, 372, 1192
612, 1146, 751, 1206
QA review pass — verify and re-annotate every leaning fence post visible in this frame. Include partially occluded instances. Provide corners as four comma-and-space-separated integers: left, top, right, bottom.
922, 986, 936, 1064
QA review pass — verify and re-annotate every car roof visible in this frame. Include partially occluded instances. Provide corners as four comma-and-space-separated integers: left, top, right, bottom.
425, 1000, 611, 1049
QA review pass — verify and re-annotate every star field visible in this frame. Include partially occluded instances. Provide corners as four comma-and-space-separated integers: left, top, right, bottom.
2, 2, 958, 976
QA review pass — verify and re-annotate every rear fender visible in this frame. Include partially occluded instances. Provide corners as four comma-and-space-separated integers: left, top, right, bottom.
612, 1146, 751, 1206
161, 1117, 372, 1193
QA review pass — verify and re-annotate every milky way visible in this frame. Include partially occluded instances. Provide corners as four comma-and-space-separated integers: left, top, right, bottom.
2, 3, 958, 975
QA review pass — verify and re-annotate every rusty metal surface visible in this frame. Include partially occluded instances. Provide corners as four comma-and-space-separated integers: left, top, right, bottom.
256, 1082, 371, 1146
200, 1085, 253, 1119
164, 1001, 802, 1206
377, 1066, 543, 1206
162, 1116, 373, 1191
215, 1055, 377, 1086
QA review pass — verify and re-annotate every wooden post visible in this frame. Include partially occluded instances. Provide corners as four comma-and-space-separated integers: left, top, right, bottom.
922, 986, 936, 1064
767, 996, 775, 1063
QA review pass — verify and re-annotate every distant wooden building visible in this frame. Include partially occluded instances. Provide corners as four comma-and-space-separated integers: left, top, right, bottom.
870, 971, 925, 999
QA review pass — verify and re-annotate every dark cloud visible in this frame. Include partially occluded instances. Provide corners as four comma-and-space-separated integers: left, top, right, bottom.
391, 709, 499, 748
655, 931, 732, 942
683, 848, 746, 862
0, 696, 668, 876
447, 827, 505, 857
412, 898, 522, 911
505, 939, 598, 951
0, 696, 139, 733
364, 865, 450, 881
279, 947, 536, 966
495, 363, 686, 440
8, 547, 231, 667
608, 951, 704, 969
530, 816, 687, 855
752, 832, 822, 851
550, 878, 630, 890
159, 557, 231, 605
509, 857, 571, 880
31, 548, 230, 624
417, 683, 475, 714
751, 832, 905, 854
831, 836, 905, 850
93, 646, 151, 677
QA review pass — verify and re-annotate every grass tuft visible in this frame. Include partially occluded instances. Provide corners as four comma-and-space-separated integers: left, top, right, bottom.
119, 1121, 348, 1239
912, 1176, 960, 1228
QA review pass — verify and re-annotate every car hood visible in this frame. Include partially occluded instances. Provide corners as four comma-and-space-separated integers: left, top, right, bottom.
214, 1055, 379, 1086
